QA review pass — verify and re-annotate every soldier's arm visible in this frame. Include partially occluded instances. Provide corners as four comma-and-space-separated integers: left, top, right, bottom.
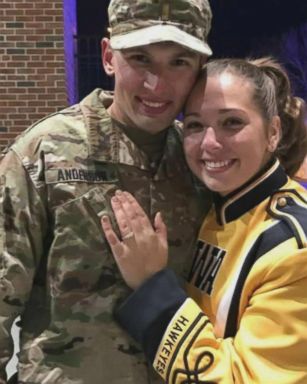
0, 148, 48, 381
115, 246, 307, 383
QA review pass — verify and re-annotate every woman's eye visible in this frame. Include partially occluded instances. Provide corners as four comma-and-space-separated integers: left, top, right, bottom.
223, 118, 244, 128
184, 121, 204, 132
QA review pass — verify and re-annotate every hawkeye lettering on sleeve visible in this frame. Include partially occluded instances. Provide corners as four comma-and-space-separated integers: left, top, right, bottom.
155, 315, 190, 376
154, 299, 204, 380
57, 168, 118, 183
188, 240, 226, 295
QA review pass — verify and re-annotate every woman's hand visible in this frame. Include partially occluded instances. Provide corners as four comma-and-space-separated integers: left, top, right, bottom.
101, 190, 168, 290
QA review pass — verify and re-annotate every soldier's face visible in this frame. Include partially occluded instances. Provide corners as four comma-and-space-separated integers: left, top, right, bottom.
102, 40, 203, 134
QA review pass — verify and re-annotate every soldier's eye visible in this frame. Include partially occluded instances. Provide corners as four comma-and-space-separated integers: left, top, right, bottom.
130, 54, 150, 64
173, 59, 188, 66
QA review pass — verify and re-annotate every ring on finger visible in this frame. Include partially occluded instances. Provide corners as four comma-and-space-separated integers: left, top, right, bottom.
122, 231, 134, 241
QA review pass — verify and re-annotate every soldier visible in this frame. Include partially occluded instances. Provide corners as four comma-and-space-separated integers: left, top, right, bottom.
0, 0, 212, 383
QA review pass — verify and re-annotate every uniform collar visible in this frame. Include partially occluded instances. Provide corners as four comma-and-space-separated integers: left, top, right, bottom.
79, 89, 188, 180
213, 159, 288, 225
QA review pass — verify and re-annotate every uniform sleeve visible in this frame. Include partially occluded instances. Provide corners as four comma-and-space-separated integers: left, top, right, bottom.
115, 246, 307, 384
0, 149, 48, 382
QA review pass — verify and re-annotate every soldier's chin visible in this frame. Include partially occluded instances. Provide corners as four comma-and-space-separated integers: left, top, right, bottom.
135, 115, 173, 133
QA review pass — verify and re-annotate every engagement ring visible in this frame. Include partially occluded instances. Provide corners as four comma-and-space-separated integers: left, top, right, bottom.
122, 232, 134, 240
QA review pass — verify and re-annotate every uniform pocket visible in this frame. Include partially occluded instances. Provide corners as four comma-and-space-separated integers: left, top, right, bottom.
48, 184, 120, 298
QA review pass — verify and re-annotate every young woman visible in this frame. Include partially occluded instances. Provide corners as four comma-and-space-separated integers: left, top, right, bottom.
101, 58, 307, 383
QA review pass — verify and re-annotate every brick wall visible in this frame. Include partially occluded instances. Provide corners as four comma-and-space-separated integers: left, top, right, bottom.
0, 0, 67, 150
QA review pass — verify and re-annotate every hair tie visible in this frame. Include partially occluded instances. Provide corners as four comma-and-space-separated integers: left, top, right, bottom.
284, 96, 301, 119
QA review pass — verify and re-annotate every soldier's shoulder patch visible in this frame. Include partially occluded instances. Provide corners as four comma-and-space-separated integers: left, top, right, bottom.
267, 189, 307, 249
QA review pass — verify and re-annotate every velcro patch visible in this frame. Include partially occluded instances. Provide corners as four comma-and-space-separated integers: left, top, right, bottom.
45, 166, 118, 184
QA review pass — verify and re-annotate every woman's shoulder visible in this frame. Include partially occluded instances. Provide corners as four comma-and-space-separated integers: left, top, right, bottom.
266, 181, 307, 249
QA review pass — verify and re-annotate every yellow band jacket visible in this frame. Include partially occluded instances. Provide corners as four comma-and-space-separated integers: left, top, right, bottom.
115, 159, 307, 383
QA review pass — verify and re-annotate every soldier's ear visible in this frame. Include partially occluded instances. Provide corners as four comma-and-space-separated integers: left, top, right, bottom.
101, 38, 115, 76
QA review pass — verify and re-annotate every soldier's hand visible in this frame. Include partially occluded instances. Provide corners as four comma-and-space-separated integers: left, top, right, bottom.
101, 190, 168, 290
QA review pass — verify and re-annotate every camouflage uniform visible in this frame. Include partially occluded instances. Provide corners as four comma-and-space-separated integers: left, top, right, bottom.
0, 89, 210, 383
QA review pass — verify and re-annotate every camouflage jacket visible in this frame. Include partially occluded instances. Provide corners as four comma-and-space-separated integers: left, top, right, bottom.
0, 89, 210, 384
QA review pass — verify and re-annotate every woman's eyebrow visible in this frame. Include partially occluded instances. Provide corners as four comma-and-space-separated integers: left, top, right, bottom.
184, 112, 200, 118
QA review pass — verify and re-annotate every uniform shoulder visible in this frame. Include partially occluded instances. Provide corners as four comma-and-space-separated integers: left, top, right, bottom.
7, 87, 110, 156
267, 183, 307, 249
6, 103, 89, 162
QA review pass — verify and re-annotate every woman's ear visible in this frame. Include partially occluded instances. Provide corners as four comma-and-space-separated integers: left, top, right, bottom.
101, 38, 115, 76
267, 115, 281, 152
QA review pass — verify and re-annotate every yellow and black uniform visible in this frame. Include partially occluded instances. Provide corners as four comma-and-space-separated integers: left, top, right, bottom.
116, 159, 307, 383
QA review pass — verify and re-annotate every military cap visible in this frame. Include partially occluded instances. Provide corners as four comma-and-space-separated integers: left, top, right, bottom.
108, 0, 212, 56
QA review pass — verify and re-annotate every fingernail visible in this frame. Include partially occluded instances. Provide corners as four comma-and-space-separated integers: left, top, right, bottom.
115, 190, 122, 195
102, 215, 108, 223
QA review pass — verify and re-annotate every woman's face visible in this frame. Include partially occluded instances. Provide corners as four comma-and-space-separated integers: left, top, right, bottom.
183, 72, 280, 196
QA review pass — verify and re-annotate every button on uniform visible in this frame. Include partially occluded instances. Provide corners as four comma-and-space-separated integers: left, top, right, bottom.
277, 197, 287, 207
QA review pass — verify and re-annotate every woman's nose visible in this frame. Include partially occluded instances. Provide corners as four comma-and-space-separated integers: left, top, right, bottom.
200, 127, 223, 151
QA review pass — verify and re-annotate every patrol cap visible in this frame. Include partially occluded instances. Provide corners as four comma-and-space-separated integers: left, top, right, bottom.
108, 0, 212, 56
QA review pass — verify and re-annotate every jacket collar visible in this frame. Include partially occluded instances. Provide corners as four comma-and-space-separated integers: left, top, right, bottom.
213, 159, 288, 225
79, 89, 189, 180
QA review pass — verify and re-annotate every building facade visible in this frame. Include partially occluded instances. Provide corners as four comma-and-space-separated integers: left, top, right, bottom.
0, 0, 73, 149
